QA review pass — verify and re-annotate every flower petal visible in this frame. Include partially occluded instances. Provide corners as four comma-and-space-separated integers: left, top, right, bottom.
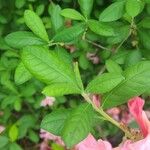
76, 134, 112, 150
121, 135, 150, 150
128, 97, 150, 137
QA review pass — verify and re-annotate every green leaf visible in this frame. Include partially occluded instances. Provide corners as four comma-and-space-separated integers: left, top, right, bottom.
126, 0, 143, 17
62, 103, 94, 148
102, 61, 150, 109
61, 8, 84, 20
48, 3, 64, 32
15, 0, 25, 9
88, 20, 115, 36
107, 25, 130, 44
99, 1, 125, 22
124, 50, 142, 68
106, 59, 122, 73
53, 23, 85, 43
51, 143, 64, 150
43, 83, 81, 96
36, 4, 45, 16
78, 0, 93, 18
145, 0, 150, 3
73, 62, 84, 91
15, 62, 32, 85
139, 30, 150, 50
9, 143, 23, 150
43, 62, 84, 96
79, 53, 90, 70
5, 31, 46, 49
9, 125, 18, 142
41, 109, 71, 135
86, 73, 124, 94
24, 10, 49, 42
21, 46, 80, 94
28, 130, 39, 143
0, 136, 9, 149
139, 17, 150, 29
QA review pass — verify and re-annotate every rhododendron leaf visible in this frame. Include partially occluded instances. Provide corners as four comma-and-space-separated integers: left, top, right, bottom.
126, 0, 144, 18
102, 61, 150, 109
21, 45, 81, 95
61, 8, 84, 21
15, 62, 32, 85
5, 31, 46, 49
88, 20, 115, 36
78, 0, 93, 18
86, 73, 125, 94
53, 23, 85, 43
106, 59, 122, 73
99, 1, 125, 22
42, 83, 81, 96
48, 3, 64, 33
24, 10, 49, 42
41, 109, 71, 135
61, 103, 94, 148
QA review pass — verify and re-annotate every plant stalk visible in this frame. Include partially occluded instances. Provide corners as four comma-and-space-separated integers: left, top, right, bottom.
82, 93, 133, 139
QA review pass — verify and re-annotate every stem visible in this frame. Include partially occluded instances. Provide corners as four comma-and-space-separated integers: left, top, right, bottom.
114, 18, 135, 53
84, 38, 110, 51
82, 93, 133, 139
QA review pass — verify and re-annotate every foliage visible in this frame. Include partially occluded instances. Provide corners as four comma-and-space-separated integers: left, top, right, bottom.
0, 0, 150, 149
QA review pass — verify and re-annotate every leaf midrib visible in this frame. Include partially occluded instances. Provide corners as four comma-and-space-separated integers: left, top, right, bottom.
102, 67, 150, 107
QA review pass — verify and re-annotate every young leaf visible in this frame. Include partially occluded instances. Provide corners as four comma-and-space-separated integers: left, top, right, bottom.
42, 83, 81, 96
102, 61, 150, 109
53, 23, 85, 42
41, 109, 71, 135
48, 3, 64, 32
88, 20, 115, 36
5, 31, 46, 49
79, 53, 90, 70
21, 46, 81, 95
86, 73, 124, 94
126, 0, 143, 18
36, 4, 45, 16
61, 8, 84, 21
99, 1, 125, 22
61, 103, 94, 148
78, 0, 93, 18
9, 125, 18, 142
24, 10, 49, 42
106, 59, 122, 73
15, 62, 32, 85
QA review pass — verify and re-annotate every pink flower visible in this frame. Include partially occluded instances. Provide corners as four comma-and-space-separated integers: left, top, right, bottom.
118, 96, 150, 150
86, 53, 100, 64
41, 97, 55, 107
40, 140, 51, 150
0, 125, 5, 134
121, 135, 150, 150
128, 97, 150, 137
76, 134, 112, 150
40, 129, 64, 146
107, 107, 120, 121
